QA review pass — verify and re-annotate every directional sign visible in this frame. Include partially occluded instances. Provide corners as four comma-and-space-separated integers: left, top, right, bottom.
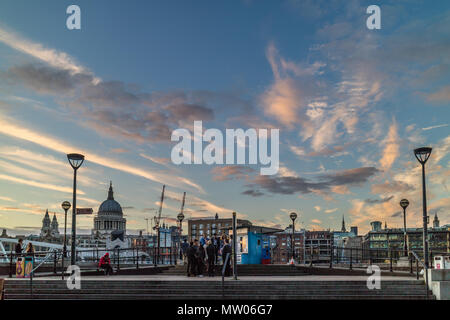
77, 208, 93, 215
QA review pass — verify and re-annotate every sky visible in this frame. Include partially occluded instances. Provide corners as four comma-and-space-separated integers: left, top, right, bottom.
0, 0, 448, 236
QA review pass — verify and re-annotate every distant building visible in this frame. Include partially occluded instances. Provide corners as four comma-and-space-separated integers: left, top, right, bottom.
187, 214, 252, 240
271, 226, 305, 264
433, 213, 440, 228
92, 182, 127, 239
305, 230, 333, 263
39, 209, 60, 242
363, 216, 450, 256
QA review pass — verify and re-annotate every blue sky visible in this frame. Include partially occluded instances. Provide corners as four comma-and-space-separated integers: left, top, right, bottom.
0, 0, 448, 236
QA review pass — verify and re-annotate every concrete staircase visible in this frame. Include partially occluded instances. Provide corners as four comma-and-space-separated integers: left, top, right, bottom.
2, 279, 433, 300
162, 264, 309, 276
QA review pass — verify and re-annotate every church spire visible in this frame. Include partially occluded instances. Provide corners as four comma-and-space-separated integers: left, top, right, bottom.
341, 215, 346, 232
108, 181, 114, 200
433, 212, 440, 228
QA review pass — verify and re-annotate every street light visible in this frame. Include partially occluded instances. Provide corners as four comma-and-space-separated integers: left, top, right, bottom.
60, 201, 71, 279
414, 146, 432, 297
177, 212, 184, 263
399, 199, 409, 256
67, 153, 84, 266
61, 201, 71, 257
289, 212, 297, 263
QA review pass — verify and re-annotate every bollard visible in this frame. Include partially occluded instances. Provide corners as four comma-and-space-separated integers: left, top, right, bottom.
53, 250, 57, 274
416, 259, 419, 280
329, 247, 333, 269
430, 250, 433, 269
9, 250, 13, 278
349, 248, 353, 270
389, 250, 393, 272
136, 247, 139, 269
409, 253, 413, 274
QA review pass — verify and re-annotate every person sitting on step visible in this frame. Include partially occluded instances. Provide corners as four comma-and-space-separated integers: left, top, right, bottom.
99, 252, 114, 275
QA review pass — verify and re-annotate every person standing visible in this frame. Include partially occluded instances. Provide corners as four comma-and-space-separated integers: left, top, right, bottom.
15, 239, 23, 256
197, 241, 206, 277
206, 240, 216, 277
222, 239, 232, 277
25, 242, 34, 256
186, 241, 194, 277
191, 240, 200, 276
181, 239, 189, 264
212, 235, 219, 264
200, 235, 206, 247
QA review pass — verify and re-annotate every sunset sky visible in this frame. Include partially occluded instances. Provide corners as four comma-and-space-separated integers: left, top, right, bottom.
0, 0, 448, 236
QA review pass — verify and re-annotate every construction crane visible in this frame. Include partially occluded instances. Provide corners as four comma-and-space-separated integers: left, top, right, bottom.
180, 192, 186, 217
153, 185, 165, 265
153, 185, 165, 231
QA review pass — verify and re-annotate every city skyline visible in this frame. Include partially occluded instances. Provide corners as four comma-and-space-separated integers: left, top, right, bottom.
0, 0, 449, 236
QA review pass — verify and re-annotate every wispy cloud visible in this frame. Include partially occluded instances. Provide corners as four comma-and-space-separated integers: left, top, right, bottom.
422, 124, 449, 131
0, 26, 99, 82
0, 116, 204, 193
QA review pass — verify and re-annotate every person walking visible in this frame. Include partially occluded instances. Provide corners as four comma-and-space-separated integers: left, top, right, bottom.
206, 240, 216, 277
222, 239, 232, 277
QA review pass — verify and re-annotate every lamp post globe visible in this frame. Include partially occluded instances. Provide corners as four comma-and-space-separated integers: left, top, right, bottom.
399, 199, 409, 256
67, 153, 85, 266
414, 146, 432, 298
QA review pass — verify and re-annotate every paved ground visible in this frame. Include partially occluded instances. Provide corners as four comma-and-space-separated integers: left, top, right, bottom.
6, 274, 418, 281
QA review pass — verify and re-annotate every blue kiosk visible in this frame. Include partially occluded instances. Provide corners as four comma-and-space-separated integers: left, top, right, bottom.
230, 225, 281, 265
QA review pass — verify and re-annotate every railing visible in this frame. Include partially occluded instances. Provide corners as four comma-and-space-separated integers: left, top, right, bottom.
270, 245, 449, 274
222, 252, 231, 297
2, 246, 180, 278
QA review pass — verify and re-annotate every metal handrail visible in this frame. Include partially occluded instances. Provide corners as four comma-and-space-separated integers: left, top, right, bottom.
221, 253, 231, 297
409, 250, 425, 268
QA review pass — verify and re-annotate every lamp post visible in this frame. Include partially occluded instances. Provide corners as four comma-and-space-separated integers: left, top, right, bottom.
414, 146, 432, 297
60, 201, 71, 279
177, 212, 184, 263
61, 201, 71, 257
67, 153, 84, 266
399, 199, 409, 256
289, 212, 297, 262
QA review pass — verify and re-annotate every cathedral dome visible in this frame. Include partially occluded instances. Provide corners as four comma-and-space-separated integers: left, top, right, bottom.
98, 182, 123, 216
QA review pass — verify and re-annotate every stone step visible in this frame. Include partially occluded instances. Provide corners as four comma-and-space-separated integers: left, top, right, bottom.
4, 288, 425, 296
4, 282, 425, 288
3, 293, 432, 300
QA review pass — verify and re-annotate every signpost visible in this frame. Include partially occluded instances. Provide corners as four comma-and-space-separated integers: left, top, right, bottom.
76, 208, 93, 215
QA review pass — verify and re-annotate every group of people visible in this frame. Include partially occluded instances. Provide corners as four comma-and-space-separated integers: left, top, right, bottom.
15, 238, 35, 256
182, 235, 232, 277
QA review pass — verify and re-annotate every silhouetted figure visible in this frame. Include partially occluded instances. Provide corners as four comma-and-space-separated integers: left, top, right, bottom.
222, 239, 232, 277
206, 240, 216, 277
15, 239, 23, 256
